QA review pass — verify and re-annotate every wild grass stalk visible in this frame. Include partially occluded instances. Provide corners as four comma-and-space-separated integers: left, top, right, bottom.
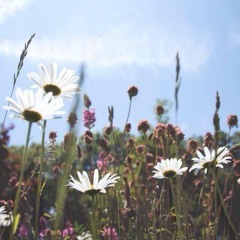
10, 122, 32, 239
1, 34, 35, 132
34, 120, 47, 239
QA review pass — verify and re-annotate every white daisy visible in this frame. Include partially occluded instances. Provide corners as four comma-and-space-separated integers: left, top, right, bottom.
68, 169, 120, 196
28, 62, 80, 99
77, 231, 93, 240
152, 158, 187, 179
0, 206, 12, 227
3, 88, 65, 124
0, 206, 5, 214
189, 146, 232, 175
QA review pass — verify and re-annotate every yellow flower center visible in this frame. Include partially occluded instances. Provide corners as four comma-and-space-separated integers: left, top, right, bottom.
44, 84, 61, 96
23, 110, 42, 122
85, 188, 101, 196
163, 170, 177, 178
203, 160, 215, 169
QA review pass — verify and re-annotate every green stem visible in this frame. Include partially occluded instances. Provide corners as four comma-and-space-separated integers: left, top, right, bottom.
169, 178, 183, 239
10, 122, 32, 239
214, 170, 218, 239
212, 171, 239, 239
91, 195, 98, 240
35, 120, 47, 239
53, 133, 76, 238
124, 99, 132, 132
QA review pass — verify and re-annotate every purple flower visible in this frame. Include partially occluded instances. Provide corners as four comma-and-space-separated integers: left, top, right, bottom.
96, 151, 108, 171
62, 226, 74, 237
83, 108, 96, 129
18, 224, 28, 238
102, 226, 118, 239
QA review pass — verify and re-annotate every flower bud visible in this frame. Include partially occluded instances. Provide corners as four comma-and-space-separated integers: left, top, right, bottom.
127, 85, 138, 100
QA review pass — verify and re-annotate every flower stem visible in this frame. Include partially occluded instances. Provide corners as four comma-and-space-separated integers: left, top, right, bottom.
212, 171, 239, 239
10, 122, 32, 239
91, 195, 98, 240
34, 120, 47, 239
53, 132, 76, 238
169, 178, 183, 239
124, 98, 132, 131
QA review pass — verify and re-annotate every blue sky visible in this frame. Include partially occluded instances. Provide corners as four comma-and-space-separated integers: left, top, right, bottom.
0, 0, 240, 145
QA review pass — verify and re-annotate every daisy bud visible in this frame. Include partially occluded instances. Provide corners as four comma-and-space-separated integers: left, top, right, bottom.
187, 139, 198, 152
175, 127, 184, 142
227, 114, 238, 129
154, 123, 165, 137
104, 126, 112, 136
84, 135, 93, 144
136, 144, 145, 154
166, 124, 176, 138
67, 112, 78, 128
127, 85, 138, 100
127, 138, 135, 149
106, 153, 115, 163
155, 105, 164, 116
137, 120, 150, 133
124, 123, 131, 133
83, 94, 91, 108
49, 131, 57, 142
83, 130, 93, 144
204, 132, 214, 149
84, 130, 93, 138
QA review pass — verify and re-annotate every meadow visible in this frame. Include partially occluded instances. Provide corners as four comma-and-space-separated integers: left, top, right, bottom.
0, 35, 240, 240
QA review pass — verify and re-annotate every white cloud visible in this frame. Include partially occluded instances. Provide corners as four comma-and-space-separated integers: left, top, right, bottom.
0, 23, 213, 73
0, 0, 32, 24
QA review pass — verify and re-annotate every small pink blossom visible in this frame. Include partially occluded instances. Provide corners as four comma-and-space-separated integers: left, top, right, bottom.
83, 108, 96, 129
102, 226, 118, 240
97, 152, 108, 171
18, 224, 28, 238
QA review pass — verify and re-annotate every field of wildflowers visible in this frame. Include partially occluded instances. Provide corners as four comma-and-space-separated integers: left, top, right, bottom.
1, 35, 240, 240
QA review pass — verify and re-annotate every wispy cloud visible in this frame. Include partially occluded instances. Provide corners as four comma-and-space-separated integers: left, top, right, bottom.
0, 0, 32, 24
0, 23, 213, 73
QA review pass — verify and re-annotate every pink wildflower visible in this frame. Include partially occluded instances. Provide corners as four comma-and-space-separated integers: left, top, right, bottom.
18, 224, 28, 238
102, 226, 118, 240
83, 108, 96, 129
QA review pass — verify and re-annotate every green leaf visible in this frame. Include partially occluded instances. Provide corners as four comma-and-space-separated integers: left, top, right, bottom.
13, 213, 20, 234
